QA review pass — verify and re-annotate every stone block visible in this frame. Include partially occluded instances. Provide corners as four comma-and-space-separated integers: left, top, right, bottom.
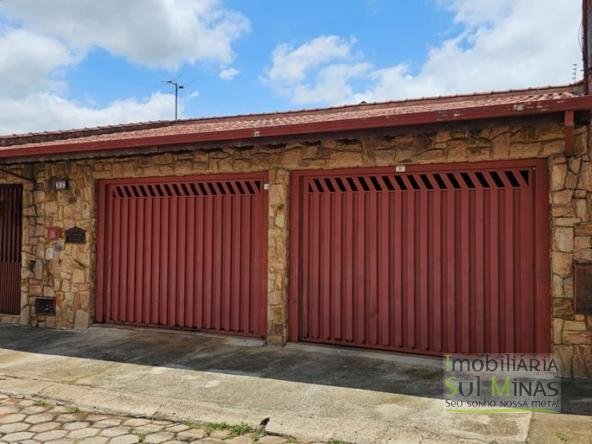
562, 330, 592, 345
74, 310, 90, 330
554, 227, 574, 252
551, 163, 567, 191
552, 251, 573, 278
553, 345, 573, 377
553, 298, 574, 320
552, 319, 563, 345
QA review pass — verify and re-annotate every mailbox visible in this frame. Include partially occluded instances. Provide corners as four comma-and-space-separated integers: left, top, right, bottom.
65, 227, 86, 244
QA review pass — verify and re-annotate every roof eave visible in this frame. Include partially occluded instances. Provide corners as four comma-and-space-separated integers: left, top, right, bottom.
1, 95, 591, 160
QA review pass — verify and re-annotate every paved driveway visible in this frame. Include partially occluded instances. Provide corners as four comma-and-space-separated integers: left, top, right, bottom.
0, 325, 590, 443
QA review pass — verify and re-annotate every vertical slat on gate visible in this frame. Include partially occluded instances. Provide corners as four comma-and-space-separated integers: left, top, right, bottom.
221, 188, 231, 331
418, 182, 429, 351
377, 183, 389, 346
160, 198, 169, 325
472, 174, 485, 354
134, 197, 144, 324
391, 191, 402, 348
126, 196, 136, 322
343, 188, 354, 343
143, 198, 152, 324
353, 185, 365, 344
502, 175, 515, 352
152, 197, 161, 324
168, 196, 178, 327
118, 196, 129, 322
331, 180, 343, 341
231, 193, 241, 332
519, 171, 534, 352
251, 184, 264, 335
241, 193, 251, 333
432, 183, 442, 352
194, 195, 204, 329
366, 185, 378, 345
186, 197, 195, 327
111, 198, 125, 322
212, 196, 222, 331
321, 189, 332, 340
403, 179, 416, 350
177, 195, 187, 327
309, 186, 320, 340
203, 196, 213, 329
489, 184, 500, 352
443, 175, 456, 353
459, 179, 470, 354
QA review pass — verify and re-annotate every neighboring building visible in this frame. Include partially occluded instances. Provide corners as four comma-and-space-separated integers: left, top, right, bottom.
0, 83, 591, 377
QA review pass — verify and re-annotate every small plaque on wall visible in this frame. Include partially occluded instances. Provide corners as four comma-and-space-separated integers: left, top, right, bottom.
65, 227, 86, 244
574, 261, 592, 315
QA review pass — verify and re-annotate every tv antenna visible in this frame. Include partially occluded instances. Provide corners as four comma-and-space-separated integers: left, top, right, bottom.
165, 80, 184, 120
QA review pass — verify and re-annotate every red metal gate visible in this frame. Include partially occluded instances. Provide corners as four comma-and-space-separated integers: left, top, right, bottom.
289, 160, 550, 355
96, 173, 268, 337
0, 184, 22, 315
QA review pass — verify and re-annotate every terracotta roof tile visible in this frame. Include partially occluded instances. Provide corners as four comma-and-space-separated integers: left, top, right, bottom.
0, 84, 585, 156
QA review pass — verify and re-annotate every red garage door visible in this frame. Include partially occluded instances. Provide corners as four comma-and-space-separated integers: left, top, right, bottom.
289, 160, 550, 355
96, 173, 268, 338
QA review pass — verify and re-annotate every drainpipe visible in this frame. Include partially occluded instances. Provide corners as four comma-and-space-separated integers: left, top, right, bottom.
565, 111, 575, 157
584, 0, 592, 94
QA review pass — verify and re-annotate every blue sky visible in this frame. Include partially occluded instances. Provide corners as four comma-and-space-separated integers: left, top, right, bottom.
67, 0, 453, 116
0, 0, 582, 134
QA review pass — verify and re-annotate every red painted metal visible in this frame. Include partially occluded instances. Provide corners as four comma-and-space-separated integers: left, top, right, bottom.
289, 160, 550, 355
0, 184, 22, 315
1, 97, 592, 160
96, 173, 268, 337
584, 0, 592, 94
565, 111, 575, 157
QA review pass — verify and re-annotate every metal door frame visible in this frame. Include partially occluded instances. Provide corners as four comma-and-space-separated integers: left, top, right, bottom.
0, 184, 23, 315
95, 172, 269, 337
288, 159, 550, 355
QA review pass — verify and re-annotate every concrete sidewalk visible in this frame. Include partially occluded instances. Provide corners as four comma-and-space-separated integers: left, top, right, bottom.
0, 325, 590, 443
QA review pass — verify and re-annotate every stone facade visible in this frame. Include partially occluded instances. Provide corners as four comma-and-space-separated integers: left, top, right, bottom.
0, 117, 591, 377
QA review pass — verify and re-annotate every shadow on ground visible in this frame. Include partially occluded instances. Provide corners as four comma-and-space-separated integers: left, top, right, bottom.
0, 324, 590, 415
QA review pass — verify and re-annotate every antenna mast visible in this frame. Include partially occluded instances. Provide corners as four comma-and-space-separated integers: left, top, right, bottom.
166, 80, 184, 120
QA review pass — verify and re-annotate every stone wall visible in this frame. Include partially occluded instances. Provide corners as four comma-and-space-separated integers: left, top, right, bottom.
0, 117, 591, 377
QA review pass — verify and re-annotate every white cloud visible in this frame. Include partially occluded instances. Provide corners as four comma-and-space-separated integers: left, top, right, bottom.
0, 0, 250, 70
264, 0, 581, 106
0, 0, 249, 134
0, 92, 174, 135
262, 35, 363, 103
0, 28, 76, 99
265, 35, 355, 85
219, 67, 240, 80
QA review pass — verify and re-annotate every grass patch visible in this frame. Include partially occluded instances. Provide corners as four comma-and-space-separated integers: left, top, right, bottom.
328, 440, 346, 444
184, 420, 200, 429
33, 399, 53, 408
134, 433, 146, 443
67, 406, 81, 414
556, 432, 569, 443
205, 421, 257, 437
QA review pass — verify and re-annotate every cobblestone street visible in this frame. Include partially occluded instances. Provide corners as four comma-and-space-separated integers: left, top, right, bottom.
0, 394, 294, 444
